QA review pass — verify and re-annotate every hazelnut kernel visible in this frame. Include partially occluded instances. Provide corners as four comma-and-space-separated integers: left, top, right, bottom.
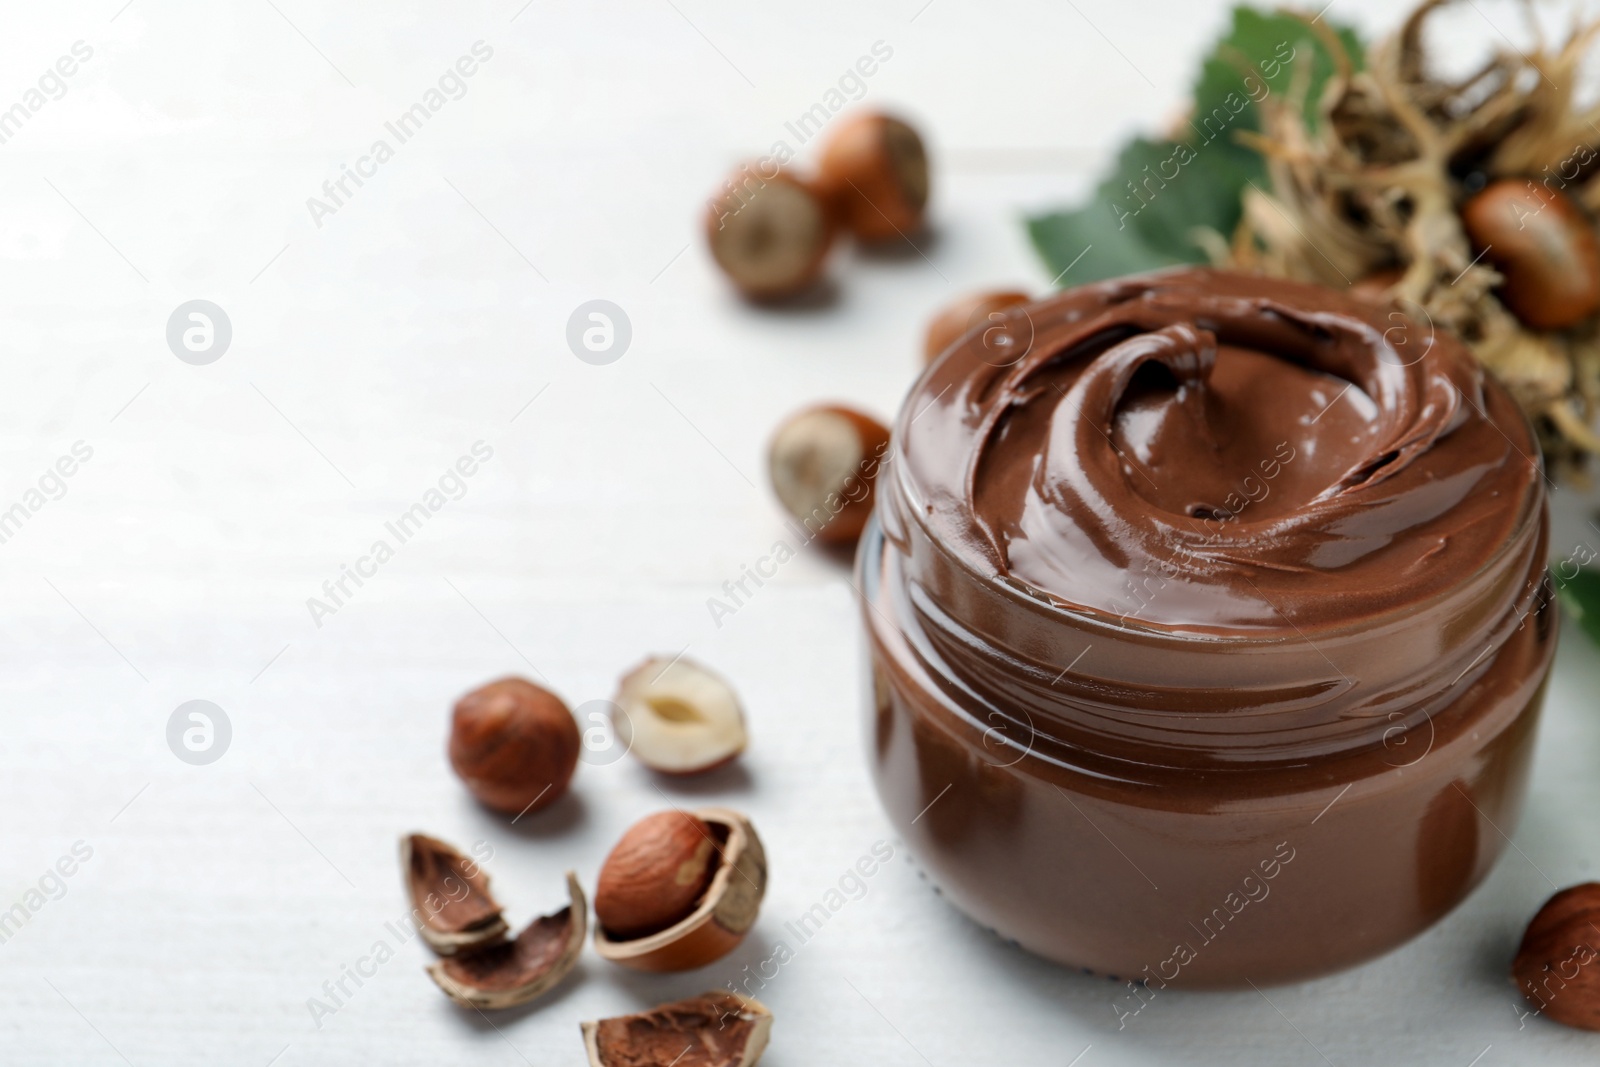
767, 404, 892, 545
594, 811, 718, 940
1460, 180, 1600, 330
448, 677, 580, 816
1512, 882, 1600, 1031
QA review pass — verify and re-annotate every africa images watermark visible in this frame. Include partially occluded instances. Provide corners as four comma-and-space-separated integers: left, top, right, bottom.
0, 40, 94, 147
306, 41, 495, 228
707, 40, 895, 231
306, 441, 494, 627
0, 841, 95, 948
0, 441, 95, 547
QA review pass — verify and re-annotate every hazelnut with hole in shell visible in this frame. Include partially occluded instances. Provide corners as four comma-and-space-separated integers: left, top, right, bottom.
767, 404, 891, 545
1460, 180, 1600, 330
613, 655, 747, 775
449, 677, 580, 816
705, 166, 835, 300
923, 289, 1032, 365
816, 111, 930, 242
581, 991, 773, 1067
1512, 882, 1600, 1031
594, 807, 766, 972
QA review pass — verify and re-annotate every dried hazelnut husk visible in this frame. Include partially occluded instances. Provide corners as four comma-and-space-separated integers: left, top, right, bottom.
581, 991, 772, 1067
1460, 181, 1600, 330
1512, 882, 1600, 1031
428, 871, 587, 1010
613, 656, 747, 775
705, 166, 835, 300
923, 289, 1032, 365
400, 833, 508, 956
816, 111, 930, 242
767, 404, 891, 545
594, 807, 766, 972
449, 677, 580, 816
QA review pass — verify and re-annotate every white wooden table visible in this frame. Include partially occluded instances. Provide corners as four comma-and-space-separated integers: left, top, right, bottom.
1, 1, 1597, 1063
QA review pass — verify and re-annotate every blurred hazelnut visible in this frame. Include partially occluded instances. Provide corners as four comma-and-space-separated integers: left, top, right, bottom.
1460, 180, 1600, 329
767, 404, 891, 545
816, 111, 929, 242
1512, 882, 1600, 1031
924, 289, 1032, 364
448, 677, 580, 816
595, 810, 719, 940
705, 165, 835, 300
613, 655, 747, 775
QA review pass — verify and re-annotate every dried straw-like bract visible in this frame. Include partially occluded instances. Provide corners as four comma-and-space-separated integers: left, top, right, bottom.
1228, 0, 1600, 469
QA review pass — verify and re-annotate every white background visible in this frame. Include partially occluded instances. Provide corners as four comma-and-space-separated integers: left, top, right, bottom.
1, 1, 1598, 1064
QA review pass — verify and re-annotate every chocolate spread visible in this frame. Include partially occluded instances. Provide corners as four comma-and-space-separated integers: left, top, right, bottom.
861, 268, 1556, 986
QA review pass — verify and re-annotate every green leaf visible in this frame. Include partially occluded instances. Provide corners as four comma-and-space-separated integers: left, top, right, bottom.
1556, 567, 1600, 648
1027, 4, 1364, 286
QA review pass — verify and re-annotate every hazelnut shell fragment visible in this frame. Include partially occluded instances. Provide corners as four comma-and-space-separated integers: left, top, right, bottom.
613, 656, 748, 775
816, 111, 930, 242
427, 871, 588, 1010
1460, 180, 1600, 330
449, 677, 580, 816
581, 991, 772, 1067
767, 404, 892, 545
401, 833, 509, 956
705, 167, 835, 300
1512, 881, 1600, 1031
594, 807, 766, 973
923, 289, 1032, 365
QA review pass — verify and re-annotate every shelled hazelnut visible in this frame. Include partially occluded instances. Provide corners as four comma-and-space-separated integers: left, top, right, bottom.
705, 166, 836, 300
816, 111, 930, 242
1512, 882, 1600, 1030
448, 677, 580, 816
593, 807, 766, 972
1460, 180, 1600, 330
613, 656, 748, 775
923, 288, 1032, 365
581, 991, 773, 1067
767, 404, 891, 545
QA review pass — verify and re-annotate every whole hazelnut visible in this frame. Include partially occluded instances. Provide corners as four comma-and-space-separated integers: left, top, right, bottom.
448, 677, 580, 816
816, 111, 930, 242
1460, 180, 1600, 329
705, 165, 835, 300
923, 288, 1032, 365
767, 404, 892, 545
1512, 882, 1600, 1031
594, 811, 719, 940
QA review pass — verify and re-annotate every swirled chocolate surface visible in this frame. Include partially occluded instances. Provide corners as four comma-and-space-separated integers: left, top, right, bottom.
900, 268, 1543, 632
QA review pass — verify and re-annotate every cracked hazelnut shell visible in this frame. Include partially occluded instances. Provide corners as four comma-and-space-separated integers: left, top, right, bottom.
581, 991, 772, 1067
705, 167, 835, 300
449, 677, 580, 816
613, 656, 747, 775
401, 833, 508, 956
767, 404, 891, 545
594, 807, 766, 973
816, 111, 929, 242
1512, 882, 1600, 1031
923, 289, 1032, 365
428, 871, 587, 1010
1461, 180, 1600, 330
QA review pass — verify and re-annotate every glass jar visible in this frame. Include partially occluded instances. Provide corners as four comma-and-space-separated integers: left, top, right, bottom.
857, 269, 1557, 989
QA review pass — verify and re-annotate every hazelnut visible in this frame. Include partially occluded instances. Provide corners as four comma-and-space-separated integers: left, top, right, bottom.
816, 111, 930, 242
923, 288, 1032, 365
1460, 180, 1600, 329
705, 166, 835, 300
1346, 267, 1405, 306
767, 404, 892, 545
428, 871, 587, 1010
581, 991, 773, 1067
593, 807, 766, 972
613, 655, 748, 775
448, 677, 580, 816
595, 811, 718, 939
401, 833, 508, 956
1512, 882, 1600, 1031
